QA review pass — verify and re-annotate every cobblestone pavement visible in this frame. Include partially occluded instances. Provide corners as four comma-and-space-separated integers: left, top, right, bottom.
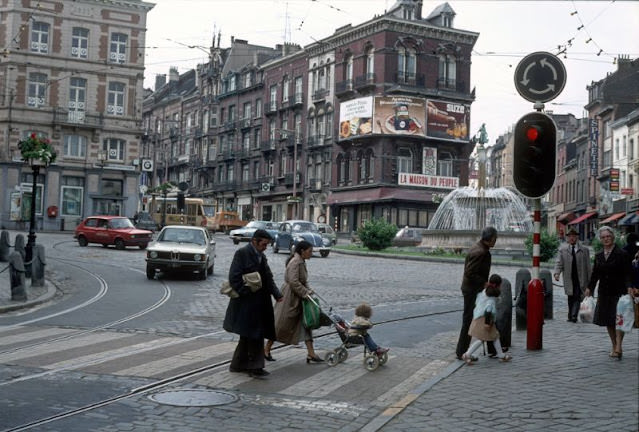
1, 231, 637, 431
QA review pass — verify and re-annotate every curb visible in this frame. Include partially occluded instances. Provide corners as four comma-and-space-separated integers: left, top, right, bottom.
0, 281, 57, 313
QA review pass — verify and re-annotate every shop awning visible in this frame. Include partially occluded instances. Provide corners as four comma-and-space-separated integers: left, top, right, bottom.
568, 211, 597, 225
557, 212, 575, 223
619, 212, 639, 226
600, 212, 627, 224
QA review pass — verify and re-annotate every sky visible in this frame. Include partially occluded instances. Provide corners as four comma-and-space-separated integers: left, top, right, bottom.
142, 0, 639, 143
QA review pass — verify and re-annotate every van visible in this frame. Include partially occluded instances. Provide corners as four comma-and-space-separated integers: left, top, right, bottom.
210, 211, 247, 233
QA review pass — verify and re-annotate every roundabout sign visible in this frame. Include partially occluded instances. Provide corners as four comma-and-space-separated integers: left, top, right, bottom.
514, 51, 566, 103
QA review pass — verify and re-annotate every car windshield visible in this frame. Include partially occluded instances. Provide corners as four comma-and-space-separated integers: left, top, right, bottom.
246, 221, 266, 229
109, 218, 135, 229
160, 228, 206, 245
292, 222, 317, 232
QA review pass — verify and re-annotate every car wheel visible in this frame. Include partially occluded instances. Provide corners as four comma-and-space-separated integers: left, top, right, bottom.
320, 250, 330, 258
78, 236, 88, 247
272, 242, 280, 254
199, 268, 207, 280
146, 264, 155, 280
233, 239, 239, 245
207, 261, 214, 275
101, 243, 108, 248
115, 239, 125, 250
139, 244, 148, 250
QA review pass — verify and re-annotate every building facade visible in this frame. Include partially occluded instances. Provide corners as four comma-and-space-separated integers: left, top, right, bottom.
0, 0, 154, 231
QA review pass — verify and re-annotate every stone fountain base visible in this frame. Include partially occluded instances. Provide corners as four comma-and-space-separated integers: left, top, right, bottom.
420, 230, 529, 258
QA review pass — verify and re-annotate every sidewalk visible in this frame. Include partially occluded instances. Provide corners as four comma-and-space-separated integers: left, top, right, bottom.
0, 261, 56, 313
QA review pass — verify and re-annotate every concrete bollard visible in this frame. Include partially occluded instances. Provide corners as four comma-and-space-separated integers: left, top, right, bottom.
0, 230, 10, 262
496, 278, 513, 350
9, 251, 27, 301
14, 234, 26, 261
515, 268, 531, 331
31, 244, 46, 287
539, 269, 554, 320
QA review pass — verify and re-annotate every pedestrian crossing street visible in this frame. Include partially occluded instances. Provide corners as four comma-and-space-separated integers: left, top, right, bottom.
0, 325, 451, 407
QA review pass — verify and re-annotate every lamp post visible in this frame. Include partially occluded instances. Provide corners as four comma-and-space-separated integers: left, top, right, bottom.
25, 159, 45, 273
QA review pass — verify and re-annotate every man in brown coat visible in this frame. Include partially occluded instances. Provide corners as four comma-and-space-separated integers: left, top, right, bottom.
455, 226, 497, 360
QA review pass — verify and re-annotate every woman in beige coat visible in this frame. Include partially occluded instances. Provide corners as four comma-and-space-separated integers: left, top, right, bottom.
265, 240, 324, 363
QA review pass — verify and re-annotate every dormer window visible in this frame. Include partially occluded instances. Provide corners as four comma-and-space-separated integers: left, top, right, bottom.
442, 14, 452, 27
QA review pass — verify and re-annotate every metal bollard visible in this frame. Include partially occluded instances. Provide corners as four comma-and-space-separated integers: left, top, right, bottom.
539, 269, 554, 320
9, 251, 27, 301
0, 230, 10, 262
515, 268, 531, 330
31, 244, 46, 287
496, 278, 513, 350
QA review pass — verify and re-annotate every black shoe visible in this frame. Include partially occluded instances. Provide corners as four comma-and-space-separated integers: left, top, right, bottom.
571, 318, 578, 323
229, 367, 245, 373
264, 353, 276, 361
248, 368, 270, 377
306, 355, 324, 363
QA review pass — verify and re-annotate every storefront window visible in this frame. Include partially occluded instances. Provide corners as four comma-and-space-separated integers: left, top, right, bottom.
61, 186, 83, 216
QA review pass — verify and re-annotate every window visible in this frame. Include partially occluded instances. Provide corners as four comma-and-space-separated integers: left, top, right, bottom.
71, 28, 89, 58
101, 179, 123, 196
438, 55, 456, 88
630, 138, 635, 160
242, 132, 250, 151
31, 22, 49, 53
20, 179, 44, 215
269, 118, 276, 142
345, 54, 353, 80
242, 164, 249, 182
294, 114, 302, 142
103, 138, 125, 162
326, 111, 333, 138
227, 164, 234, 182
294, 76, 303, 102
109, 33, 127, 63
398, 148, 413, 173
27, 73, 47, 107
228, 105, 236, 122
282, 77, 289, 102
61, 177, 84, 217
63, 135, 87, 158
244, 72, 251, 88
255, 98, 262, 117
365, 46, 374, 77
107, 82, 125, 116
615, 138, 619, 160
397, 47, 416, 82
281, 117, 289, 139
439, 153, 453, 177
279, 151, 287, 175
228, 74, 236, 91
68, 77, 86, 123
243, 102, 251, 119
269, 85, 277, 111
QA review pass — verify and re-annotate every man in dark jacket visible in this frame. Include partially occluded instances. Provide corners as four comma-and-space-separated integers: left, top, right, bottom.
223, 229, 282, 377
455, 226, 497, 360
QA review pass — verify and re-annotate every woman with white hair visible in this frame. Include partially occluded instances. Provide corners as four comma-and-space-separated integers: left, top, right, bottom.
586, 226, 633, 360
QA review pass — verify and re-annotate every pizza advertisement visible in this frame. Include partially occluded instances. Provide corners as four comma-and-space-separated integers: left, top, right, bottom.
373, 96, 426, 137
425, 99, 470, 141
338, 96, 373, 140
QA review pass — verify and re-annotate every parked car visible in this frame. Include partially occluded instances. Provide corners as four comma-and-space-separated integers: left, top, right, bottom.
133, 211, 158, 232
317, 223, 337, 246
392, 226, 424, 247
272, 220, 331, 257
74, 216, 153, 250
210, 211, 247, 233
145, 225, 216, 280
229, 220, 280, 244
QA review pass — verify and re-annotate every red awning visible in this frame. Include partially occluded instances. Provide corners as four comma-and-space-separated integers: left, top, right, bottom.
600, 212, 626, 224
557, 212, 575, 223
568, 211, 597, 225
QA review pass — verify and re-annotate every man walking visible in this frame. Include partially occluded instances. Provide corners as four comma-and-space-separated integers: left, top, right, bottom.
553, 227, 591, 322
456, 226, 498, 361
223, 229, 282, 377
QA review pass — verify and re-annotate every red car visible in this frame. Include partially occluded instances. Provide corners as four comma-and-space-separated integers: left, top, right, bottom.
74, 216, 153, 250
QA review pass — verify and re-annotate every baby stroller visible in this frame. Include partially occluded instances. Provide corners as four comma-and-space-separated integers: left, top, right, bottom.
309, 296, 389, 371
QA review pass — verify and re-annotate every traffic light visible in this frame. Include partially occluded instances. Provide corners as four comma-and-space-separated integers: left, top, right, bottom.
177, 192, 185, 212
513, 112, 557, 198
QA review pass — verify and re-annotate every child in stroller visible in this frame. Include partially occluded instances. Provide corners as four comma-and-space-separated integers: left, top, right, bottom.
325, 302, 389, 371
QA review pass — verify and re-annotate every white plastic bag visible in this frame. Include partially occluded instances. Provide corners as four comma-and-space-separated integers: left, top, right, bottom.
578, 296, 596, 323
615, 294, 634, 333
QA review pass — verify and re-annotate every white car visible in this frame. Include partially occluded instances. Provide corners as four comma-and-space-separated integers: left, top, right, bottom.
145, 225, 216, 280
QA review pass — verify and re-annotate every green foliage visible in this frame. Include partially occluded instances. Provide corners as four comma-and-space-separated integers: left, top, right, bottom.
590, 232, 624, 254
357, 218, 398, 251
18, 133, 57, 164
149, 182, 176, 194
524, 229, 560, 262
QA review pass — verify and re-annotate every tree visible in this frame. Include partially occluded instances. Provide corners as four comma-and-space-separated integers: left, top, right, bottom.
524, 229, 560, 262
357, 218, 398, 251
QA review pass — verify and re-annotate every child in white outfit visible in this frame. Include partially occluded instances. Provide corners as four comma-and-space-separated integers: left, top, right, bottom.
462, 274, 512, 364
348, 303, 389, 356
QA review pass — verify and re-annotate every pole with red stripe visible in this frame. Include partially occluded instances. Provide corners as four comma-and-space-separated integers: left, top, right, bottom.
527, 197, 544, 350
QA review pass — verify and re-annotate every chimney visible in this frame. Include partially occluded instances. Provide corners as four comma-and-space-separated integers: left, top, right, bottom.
155, 74, 166, 90
169, 67, 179, 82
415, 0, 423, 19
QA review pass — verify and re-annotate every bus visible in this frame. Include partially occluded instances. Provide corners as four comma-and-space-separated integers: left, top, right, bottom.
148, 196, 216, 231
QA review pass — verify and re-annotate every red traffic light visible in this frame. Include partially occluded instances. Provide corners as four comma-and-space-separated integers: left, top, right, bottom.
526, 126, 540, 142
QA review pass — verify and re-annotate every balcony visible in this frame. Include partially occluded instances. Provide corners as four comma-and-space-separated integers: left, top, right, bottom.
240, 118, 252, 129
335, 80, 354, 97
284, 172, 301, 186
436, 78, 466, 93
355, 73, 376, 90
307, 135, 325, 149
312, 88, 328, 102
260, 139, 277, 152
393, 73, 425, 88
308, 178, 323, 192
266, 101, 278, 114
53, 108, 103, 129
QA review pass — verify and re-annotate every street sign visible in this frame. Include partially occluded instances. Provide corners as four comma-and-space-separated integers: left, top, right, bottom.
514, 52, 566, 103
141, 159, 154, 172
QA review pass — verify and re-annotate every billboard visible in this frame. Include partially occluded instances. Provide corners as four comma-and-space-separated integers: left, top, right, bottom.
339, 96, 373, 139
425, 99, 470, 141
373, 96, 426, 137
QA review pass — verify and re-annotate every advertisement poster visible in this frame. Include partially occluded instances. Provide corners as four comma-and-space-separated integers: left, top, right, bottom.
339, 96, 373, 139
373, 96, 426, 137
425, 99, 470, 141
10, 192, 21, 221
422, 147, 437, 175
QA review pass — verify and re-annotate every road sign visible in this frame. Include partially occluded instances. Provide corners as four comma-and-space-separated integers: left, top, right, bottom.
514, 52, 566, 103
141, 159, 154, 172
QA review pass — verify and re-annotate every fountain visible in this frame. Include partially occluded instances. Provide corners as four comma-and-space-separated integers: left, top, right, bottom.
421, 125, 533, 255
